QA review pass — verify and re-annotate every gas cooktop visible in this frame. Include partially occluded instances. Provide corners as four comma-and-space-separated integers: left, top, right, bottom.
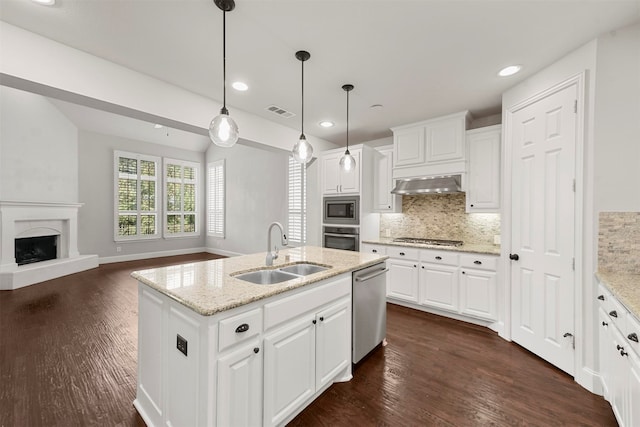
392, 237, 464, 247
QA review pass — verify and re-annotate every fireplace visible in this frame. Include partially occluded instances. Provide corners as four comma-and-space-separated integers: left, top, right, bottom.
15, 235, 58, 266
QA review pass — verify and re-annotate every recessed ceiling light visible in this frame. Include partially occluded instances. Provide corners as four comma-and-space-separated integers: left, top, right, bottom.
232, 81, 248, 91
498, 65, 522, 77
31, 0, 55, 5
154, 124, 163, 129
319, 121, 334, 128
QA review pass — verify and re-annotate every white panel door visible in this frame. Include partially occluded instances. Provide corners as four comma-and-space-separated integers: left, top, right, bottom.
315, 299, 350, 389
510, 83, 577, 375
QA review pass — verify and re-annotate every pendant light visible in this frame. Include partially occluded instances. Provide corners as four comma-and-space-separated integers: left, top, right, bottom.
292, 50, 314, 164
339, 84, 356, 172
209, 0, 239, 148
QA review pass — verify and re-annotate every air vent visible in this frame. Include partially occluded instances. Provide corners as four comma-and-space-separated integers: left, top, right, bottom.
266, 105, 295, 119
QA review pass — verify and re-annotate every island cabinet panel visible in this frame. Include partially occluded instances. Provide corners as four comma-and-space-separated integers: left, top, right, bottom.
315, 298, 351, 389
217, 339, 263, 427
218, 308, 262, 352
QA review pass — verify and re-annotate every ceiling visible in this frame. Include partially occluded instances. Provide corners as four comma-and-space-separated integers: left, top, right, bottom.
1, 0, 639, 148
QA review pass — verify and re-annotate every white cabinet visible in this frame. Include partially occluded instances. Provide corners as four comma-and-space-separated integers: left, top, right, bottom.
387, 258, 419, 303
263, 297, 351, 427
419, 263, 458, 311
459, 268, 497, 321
360, 243, 387, 256
321, 150, 361, 195
373, 147, 402, 212
466, 125, 501, 213
217, 340, 263, 427
391, 111, 470, 179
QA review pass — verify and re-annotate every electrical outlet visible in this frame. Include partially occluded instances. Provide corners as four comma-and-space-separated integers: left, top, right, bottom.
116, 246, 122, 253
177, 334, 187, 356
493, 235, 501, 245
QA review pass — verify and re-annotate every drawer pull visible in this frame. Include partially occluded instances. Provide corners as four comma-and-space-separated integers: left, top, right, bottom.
372, 249, 377, 253
597, 295, 605, 301
602, 321, 608, 327
253, 347, 260, 354
435, 256, 442, 260
235, 323, 250, 333
474, 260, 482, 265
629, 333, 639, 343
399, 252, 405, 256
609, 310, 618, 318
617, 344, 624, 351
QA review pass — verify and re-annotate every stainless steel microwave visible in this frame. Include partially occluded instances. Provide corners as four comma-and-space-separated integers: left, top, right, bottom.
323, 195, 359, 225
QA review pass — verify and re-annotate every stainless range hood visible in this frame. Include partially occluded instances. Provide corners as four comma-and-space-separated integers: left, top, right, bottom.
391, 175, 463, 195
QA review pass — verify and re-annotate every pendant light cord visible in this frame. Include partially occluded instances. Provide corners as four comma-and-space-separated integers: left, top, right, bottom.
301, 59, 305, 136
222, 10, 227, 111
346, 89, 349, 150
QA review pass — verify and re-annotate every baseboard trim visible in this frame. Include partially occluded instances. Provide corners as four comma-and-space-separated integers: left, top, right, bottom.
99, 247, 208, 264
577, 366, 603, 395
206, 247, 244, 257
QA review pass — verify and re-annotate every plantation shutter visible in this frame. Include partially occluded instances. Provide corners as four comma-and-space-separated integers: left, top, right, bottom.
207, 160, 225, 237
288, 156, 306, 243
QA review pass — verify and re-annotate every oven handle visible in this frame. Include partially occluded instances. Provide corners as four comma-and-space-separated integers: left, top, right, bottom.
324, 233, 359, 238
354, 267, 389, 282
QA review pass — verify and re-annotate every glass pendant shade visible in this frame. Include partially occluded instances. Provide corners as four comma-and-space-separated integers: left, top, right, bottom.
339, 149, 355, 172
292, 134, 313, 164
209, 109, 239, 147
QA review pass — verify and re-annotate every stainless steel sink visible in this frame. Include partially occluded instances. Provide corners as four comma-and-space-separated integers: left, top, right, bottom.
279, 263, 329, 276
234, 269, 299, 285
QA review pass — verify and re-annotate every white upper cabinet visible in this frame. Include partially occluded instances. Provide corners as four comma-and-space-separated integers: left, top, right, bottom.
391, 111, 470, 179
321, 149, 361, 195
373, 147, 402, 212
466, 125, 501, 213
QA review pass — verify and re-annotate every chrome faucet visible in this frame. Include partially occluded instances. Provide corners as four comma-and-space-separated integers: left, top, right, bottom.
266, 222, 288, 266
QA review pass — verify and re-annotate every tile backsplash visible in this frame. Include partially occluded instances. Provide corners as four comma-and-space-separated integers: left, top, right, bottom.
380, 194, 500, 245
598, 212, 640, 273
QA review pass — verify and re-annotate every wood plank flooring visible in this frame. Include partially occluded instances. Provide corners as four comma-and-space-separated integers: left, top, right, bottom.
0, 254, 616, 426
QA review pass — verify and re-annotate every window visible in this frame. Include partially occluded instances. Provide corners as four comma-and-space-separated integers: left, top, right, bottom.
207, 160, 225, 238
164, 158, 199, 237
288, 155, 306, 244
114, 151, 160, 241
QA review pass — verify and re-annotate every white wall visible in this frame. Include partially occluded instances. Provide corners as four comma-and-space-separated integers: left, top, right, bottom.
594, 22, 640, 212
0, 86, 78, 202
77, 130, 206, 259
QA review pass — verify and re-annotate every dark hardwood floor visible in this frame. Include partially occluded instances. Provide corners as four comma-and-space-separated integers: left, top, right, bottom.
1, 254, 616, 426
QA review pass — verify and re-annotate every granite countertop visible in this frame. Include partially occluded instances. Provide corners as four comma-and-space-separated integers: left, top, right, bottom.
131, 246, 387, 316
362, 237, 501, 255
596, 270, 640, 320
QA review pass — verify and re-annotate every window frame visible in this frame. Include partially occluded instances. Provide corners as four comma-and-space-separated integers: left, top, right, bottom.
113, 150, 161, 242
287, 155, 307, 244
207, 159, 226, 238
163, 158, 201, 238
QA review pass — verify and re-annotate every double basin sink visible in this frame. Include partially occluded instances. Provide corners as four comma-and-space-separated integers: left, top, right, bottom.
233, 263, 329, 285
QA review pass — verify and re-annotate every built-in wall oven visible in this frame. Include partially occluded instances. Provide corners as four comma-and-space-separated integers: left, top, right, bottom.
323, 196, 359, 225
323, 226, 359, 252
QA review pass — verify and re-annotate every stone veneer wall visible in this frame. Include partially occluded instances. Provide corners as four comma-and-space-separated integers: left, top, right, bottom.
598, 212, 640, 273
379, 193, 500, 245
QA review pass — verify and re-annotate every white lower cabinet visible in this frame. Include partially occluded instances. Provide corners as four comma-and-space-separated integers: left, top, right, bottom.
315, 300, 351, 388
419, 263, 458, 311
459, 268, 497, 321
387, 258, 419, 302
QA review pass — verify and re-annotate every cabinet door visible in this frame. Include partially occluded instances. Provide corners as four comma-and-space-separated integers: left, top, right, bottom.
629, 349, 640, 427
316, 299, 351, 389
599, 308, 612, 400
263, 315, 316, 427
374, 148, 400, 212
459, 268, 497, 321
217, 340, 263, 427
321, 153, 341, 194
419, 263, 459, 312
394, 127, 425, 167
610, 324, 627, 424
426, 117, 465, 163
339, 150, 361, 194
387, 258, 419, 302
467, 127, 501, 212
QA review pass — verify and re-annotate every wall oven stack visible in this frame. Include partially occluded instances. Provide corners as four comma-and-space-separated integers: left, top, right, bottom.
322, 195, 360, 251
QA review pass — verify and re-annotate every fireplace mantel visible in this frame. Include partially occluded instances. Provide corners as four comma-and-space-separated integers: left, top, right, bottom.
0, 200, 98, 290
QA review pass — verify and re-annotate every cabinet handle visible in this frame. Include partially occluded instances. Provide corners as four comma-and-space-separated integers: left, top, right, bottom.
320, 316, 324, 322
388, 205, 391, 209
597, 295, 605, 301
253, 347, 260, 354
413, 265, 417, 268
435, 256, 442, 260
509, 253, 519, 261
617, 344, 624, 351
470, 204, 474, 207
372, 249, 377, 253
474, 260, 482, 265
602, 321, 608, 326
312, 319, 317, 324
621, 350, 629, 357
629, 333, 639, 343
462, 271, 466, 274
235, 323, 249, 333
609, 310, 618, 318
399, 252, 405, 256
421, 266, 424, 269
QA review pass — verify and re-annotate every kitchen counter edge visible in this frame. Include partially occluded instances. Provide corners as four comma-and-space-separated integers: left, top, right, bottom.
362, 238, 501, 255
596, 270, 640, 321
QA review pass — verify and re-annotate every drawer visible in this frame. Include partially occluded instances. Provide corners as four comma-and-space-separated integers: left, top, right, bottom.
460, 254, 498, 271
626, 312, 640, 355
420, 249, 459, 266
608, 296, 628, 332
361, 244, 387, 255
387, 246, 419, 260
596, 283, 611, 311
219, 308, 262, 352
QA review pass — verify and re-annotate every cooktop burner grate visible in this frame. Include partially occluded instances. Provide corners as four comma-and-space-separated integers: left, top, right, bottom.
392, 237, 464, 247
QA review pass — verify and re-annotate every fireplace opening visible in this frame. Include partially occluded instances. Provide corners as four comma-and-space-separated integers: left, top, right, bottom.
15, 235, 58, 266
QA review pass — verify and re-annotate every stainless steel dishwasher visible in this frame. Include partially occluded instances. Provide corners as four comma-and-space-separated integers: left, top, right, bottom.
352, 261, 388, 363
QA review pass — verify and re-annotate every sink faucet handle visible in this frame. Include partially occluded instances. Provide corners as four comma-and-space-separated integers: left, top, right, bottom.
282, 234, 288, 246
274, 246, 279, 258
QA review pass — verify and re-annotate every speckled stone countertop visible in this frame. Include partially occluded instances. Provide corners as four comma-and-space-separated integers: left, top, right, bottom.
596, 270, 640, 321
362, 238, 501, 255
131, 246, 387, 316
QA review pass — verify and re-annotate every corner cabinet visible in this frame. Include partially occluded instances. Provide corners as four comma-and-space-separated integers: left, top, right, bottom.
373, 147, 402, 212
391, 111, 470, 179
321, 149, 361, 195
466, 125, 501, 213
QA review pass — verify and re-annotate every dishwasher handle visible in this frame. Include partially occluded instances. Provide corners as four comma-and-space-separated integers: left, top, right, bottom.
355, 267, 389, 282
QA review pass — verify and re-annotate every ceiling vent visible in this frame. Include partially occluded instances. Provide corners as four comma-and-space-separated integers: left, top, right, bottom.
265, 105, 295, 119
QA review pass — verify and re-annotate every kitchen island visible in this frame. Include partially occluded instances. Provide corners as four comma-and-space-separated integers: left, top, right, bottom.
131, 246, 387, 427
